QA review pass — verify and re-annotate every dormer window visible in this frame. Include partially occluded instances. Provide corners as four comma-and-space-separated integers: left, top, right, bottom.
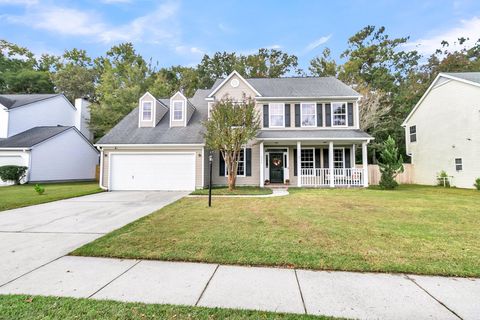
173, 101, 184, 121
142, 102, 152, 121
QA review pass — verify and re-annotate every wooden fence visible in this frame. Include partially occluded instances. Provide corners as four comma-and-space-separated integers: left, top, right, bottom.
357, 164, 414, 185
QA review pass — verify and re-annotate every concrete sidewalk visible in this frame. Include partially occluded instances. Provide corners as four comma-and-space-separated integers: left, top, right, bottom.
0, 256, 478, 320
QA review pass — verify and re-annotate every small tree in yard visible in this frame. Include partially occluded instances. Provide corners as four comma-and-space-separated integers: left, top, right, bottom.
0, 165, 28, 185
204, 97, 260, 191
378, 136, 404, 189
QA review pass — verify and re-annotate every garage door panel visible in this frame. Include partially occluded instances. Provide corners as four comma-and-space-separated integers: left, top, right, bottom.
110, 153, 196, 191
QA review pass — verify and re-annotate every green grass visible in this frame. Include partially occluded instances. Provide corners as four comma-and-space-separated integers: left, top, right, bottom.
0, 295, 335, 320
0, 182, 103, 211
190, 186, 273, 195
72, 185, 480, 277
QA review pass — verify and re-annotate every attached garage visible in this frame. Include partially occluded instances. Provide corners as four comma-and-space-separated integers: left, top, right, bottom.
109, 152, 196, 191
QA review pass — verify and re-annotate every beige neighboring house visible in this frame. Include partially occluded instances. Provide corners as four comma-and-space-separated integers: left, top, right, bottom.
402, 72, 480, 189
96, 71, 373, 191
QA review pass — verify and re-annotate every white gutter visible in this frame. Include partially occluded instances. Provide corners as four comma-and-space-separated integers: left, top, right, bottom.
0, 147, 32, 151
257, 137, 374, 141
255, 96, 361, 101
95, 143, 205, 148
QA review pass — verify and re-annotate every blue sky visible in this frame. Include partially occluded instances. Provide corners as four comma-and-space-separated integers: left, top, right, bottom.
1, 0, 479, 70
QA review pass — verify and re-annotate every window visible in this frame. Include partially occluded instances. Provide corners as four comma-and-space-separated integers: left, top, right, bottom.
455, 158, 463, 171
410, 125, 417, 143
225, 148, 246, 176
207, 102, 214, 119
301, 103, 316, 127
173, 101, 184, 121
269, 103, 285, 127
333, 149, 345, 169
142, 102, 152, 121
332, 102, 347, 126
301, 149, 314, 169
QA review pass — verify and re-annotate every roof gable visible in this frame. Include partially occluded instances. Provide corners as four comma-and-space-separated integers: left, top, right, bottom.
0, 94, 69, 110
402, 72, 480, 126
207, 70, 261, 98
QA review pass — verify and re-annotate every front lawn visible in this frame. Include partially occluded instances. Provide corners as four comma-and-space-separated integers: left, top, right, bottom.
190, 186, 273, 195
0, 295, 333, 320
0, 182, 103, 212
73, 185, 480, 277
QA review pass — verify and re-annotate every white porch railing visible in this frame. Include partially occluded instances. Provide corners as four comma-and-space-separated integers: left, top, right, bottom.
300, 168, 364, 187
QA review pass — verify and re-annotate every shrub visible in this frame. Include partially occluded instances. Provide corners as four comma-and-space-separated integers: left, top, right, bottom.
0, 165, 28, 184
378, 136, 404, 190
474, 178, 480, 191
437, 170, 450, 187
34, 184, 45, 195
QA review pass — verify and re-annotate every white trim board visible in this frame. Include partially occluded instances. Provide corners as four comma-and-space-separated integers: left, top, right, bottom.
207, 70, 262, 98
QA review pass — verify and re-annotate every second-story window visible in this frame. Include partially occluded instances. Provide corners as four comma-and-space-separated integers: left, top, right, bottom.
269, 103, 285, 127
173, 101, 184, 121
301, 103, 316, 127
410, 125, 417, 142
142, 102, 152, 121
332, 102, 347, 126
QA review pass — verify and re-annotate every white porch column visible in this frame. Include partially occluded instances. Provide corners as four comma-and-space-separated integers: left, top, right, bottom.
260, 142, 264, 187
297, 141, 301, 187
362, 142, 369, 187
352, 144, 356, 168
329, 141, 334, 188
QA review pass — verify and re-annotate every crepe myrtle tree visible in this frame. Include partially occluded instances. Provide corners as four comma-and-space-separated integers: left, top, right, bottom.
204, 97, 260, 191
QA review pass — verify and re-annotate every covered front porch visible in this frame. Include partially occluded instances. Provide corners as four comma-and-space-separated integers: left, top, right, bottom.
258, 139, 370, 188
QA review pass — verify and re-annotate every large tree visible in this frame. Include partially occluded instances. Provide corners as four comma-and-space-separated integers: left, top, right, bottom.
204, 98, 260, 191
89, 43, 151, 139
309, 48, 337, 77
51, 48, 97, 102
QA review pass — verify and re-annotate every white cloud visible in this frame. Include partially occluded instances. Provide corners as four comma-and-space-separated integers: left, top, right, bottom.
2, 0, 180, 44
175, 45, 205, 56
304, 34, 332, 52
404, 16, 480, 55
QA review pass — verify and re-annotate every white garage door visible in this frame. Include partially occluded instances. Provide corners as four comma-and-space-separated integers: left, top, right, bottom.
109, 153, 196, 191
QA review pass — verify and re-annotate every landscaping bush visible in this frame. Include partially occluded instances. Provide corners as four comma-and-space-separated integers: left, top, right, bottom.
437, 170, 451, 187
34, 184, 45, 195
0, 165, 28, 184
474, 178, 480, 190
378, 136, 404, 189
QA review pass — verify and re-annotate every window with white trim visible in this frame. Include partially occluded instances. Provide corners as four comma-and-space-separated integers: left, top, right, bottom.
142, 101, 152, 121
301, 103, 316, 127
225, 148, 246, 176
333, 149, 345, 169
301, 149, 314, 169
269, 103, 285, 127
455, 158, 463, 171
173, 101, 184, 121
332, 102, 347, 126
410, 125, 417, 143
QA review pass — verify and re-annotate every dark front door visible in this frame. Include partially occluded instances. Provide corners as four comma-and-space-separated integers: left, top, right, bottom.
269, 153, 284, 183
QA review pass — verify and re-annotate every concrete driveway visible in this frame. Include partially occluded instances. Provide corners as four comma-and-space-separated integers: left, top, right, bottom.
0, 191, 187, 286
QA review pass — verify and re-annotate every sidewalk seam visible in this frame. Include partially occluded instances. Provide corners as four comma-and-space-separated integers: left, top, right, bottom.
0, 255, 64, 288
87, 260, 142, 299
294, 269, 307, 314
405, 275, 463, 320
195, 264, 219, 306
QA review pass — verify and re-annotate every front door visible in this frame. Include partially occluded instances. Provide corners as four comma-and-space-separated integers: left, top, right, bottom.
269, 153, 284, 183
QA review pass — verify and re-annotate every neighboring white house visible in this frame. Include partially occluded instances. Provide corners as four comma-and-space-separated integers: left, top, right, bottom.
0, 94, 98, 185
96, 71, 373, 191
402, 72, 480, 189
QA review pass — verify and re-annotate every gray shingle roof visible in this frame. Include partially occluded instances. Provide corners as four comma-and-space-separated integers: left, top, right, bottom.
257, 129, 372, 140
443, 72, 480, 85
210, 76, 360, 98
97, 89, 210, 145
0, 94, 62, 110
0, 126, 73, 148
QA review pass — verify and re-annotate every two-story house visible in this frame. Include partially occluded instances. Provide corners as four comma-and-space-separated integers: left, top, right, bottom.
402, 72, 480, 189
0, 94, 98, 185
96, 71, 373, 191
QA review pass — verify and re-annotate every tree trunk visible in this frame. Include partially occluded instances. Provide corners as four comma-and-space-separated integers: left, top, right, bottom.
227, 172, 236, 191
